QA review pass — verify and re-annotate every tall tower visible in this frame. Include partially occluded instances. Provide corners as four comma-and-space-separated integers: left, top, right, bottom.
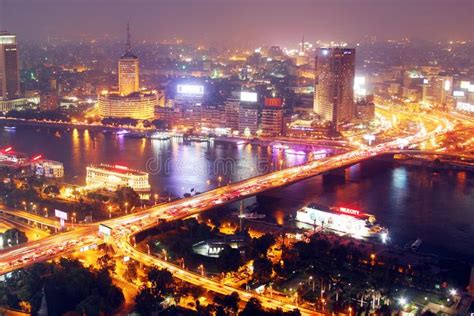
118, 23, 139, 96
0, 31, 20, 100
314, 47, 355, 131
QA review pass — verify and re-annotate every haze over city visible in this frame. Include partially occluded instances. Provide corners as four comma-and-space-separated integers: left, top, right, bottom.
1, 0, 473, 45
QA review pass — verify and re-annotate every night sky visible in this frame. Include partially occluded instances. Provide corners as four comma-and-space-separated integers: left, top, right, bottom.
1, 0, 473, 46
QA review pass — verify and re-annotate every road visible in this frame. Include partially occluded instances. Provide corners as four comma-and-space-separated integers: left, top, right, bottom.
0, 106, 469, 314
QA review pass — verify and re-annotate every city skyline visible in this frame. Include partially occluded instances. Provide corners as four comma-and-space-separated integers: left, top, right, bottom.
1, 0, 473, 46
0, 2, 473, 315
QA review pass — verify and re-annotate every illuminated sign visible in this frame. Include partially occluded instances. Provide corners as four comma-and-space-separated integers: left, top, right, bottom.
177, 84, 204, 95
32, 155, 42, 161
444, 80, 451, 91
3, 147, 12, 153
54, 209, 68, 220
99, 224, 112, 236
460, 81, 471, 89
240, 91, 258, 102
264, 97, 283, 107
339, 207, 360, 216
453, 90, 465, 97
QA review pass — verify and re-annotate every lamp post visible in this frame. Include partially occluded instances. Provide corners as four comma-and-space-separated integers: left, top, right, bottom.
124, 202, 129, 214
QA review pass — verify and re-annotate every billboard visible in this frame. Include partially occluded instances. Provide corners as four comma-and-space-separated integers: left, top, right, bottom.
99, 224, 112, 236
240, 91, 258, 102
55, 209, 68, 220
177, 84, 204, 95
453, 90, 465, 97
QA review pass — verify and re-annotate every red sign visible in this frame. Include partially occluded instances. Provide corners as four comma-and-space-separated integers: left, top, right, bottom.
339, 207, 360, 216
264, 97, 283, 108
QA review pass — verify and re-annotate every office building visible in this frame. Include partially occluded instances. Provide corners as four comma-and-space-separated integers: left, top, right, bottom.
224, 98, 240, 132
261, 98, 283, 136
201, 105, 226, 131
238, 105, 259, 136
314, 48, 356, 130
0, 31, 20, 100
97, 25, 156, 120
32, 159, 64, 178
119, 24, 139, 96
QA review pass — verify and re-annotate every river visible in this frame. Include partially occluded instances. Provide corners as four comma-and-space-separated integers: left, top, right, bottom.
1, 125, 473, 260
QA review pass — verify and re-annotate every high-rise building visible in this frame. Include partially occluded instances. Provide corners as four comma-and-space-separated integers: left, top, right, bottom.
261, 98, 283, 136
313, 48, 356, 130
118, 24, 139, 96
224, 97, 240, 132
97, 24, 156, 120
238, 105, 259, 136
0, 31, 20, 100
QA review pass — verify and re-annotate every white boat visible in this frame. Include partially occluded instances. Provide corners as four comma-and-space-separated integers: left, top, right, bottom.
148, 132, 170, 140
296, 203, 388, 239
411, 239, 422, 251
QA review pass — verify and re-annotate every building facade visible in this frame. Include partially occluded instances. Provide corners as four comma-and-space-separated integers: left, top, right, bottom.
119, 24, 139, 96
314, 48, 356, 130
238, 105, 259, 136
98, 92, 156, 120
86, 164, 150, 192
0, 31, 20, 100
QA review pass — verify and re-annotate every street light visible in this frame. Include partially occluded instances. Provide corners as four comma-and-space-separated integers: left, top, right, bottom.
398, 297, 407, 307
198, 264, 204, 276
108, 206, 112, 219
449, 289, 457, 296
124, 202, 129, 214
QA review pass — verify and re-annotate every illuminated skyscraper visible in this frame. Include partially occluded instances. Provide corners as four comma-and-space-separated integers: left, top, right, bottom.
97, 24, 156, 120
0, 31, 20, 100
119, 23, 139, 96
314, 47, 355, 131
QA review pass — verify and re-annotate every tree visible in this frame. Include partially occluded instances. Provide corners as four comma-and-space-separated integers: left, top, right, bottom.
116, 187, 141, 207
240, 297, 263, 316
0, 259, 123, 315
221, 291, 240, 314
43, 185, 60, 197
97, 254, 116, 274
218, 246, 241, 272
147, 267, 174, 296
124, 261, 138, 282
250, 233, 275, 258
252, 257, 273, 282
134, 287, 162, 315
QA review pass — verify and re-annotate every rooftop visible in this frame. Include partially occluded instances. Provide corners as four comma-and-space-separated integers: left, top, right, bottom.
88, 164, 148, 176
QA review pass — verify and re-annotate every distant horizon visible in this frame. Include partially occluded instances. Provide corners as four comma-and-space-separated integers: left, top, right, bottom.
1, 0, 473, 47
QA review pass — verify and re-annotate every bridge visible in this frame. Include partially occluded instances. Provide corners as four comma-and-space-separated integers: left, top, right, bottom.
0, 207, 62, 231
0, 121, 469, 315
